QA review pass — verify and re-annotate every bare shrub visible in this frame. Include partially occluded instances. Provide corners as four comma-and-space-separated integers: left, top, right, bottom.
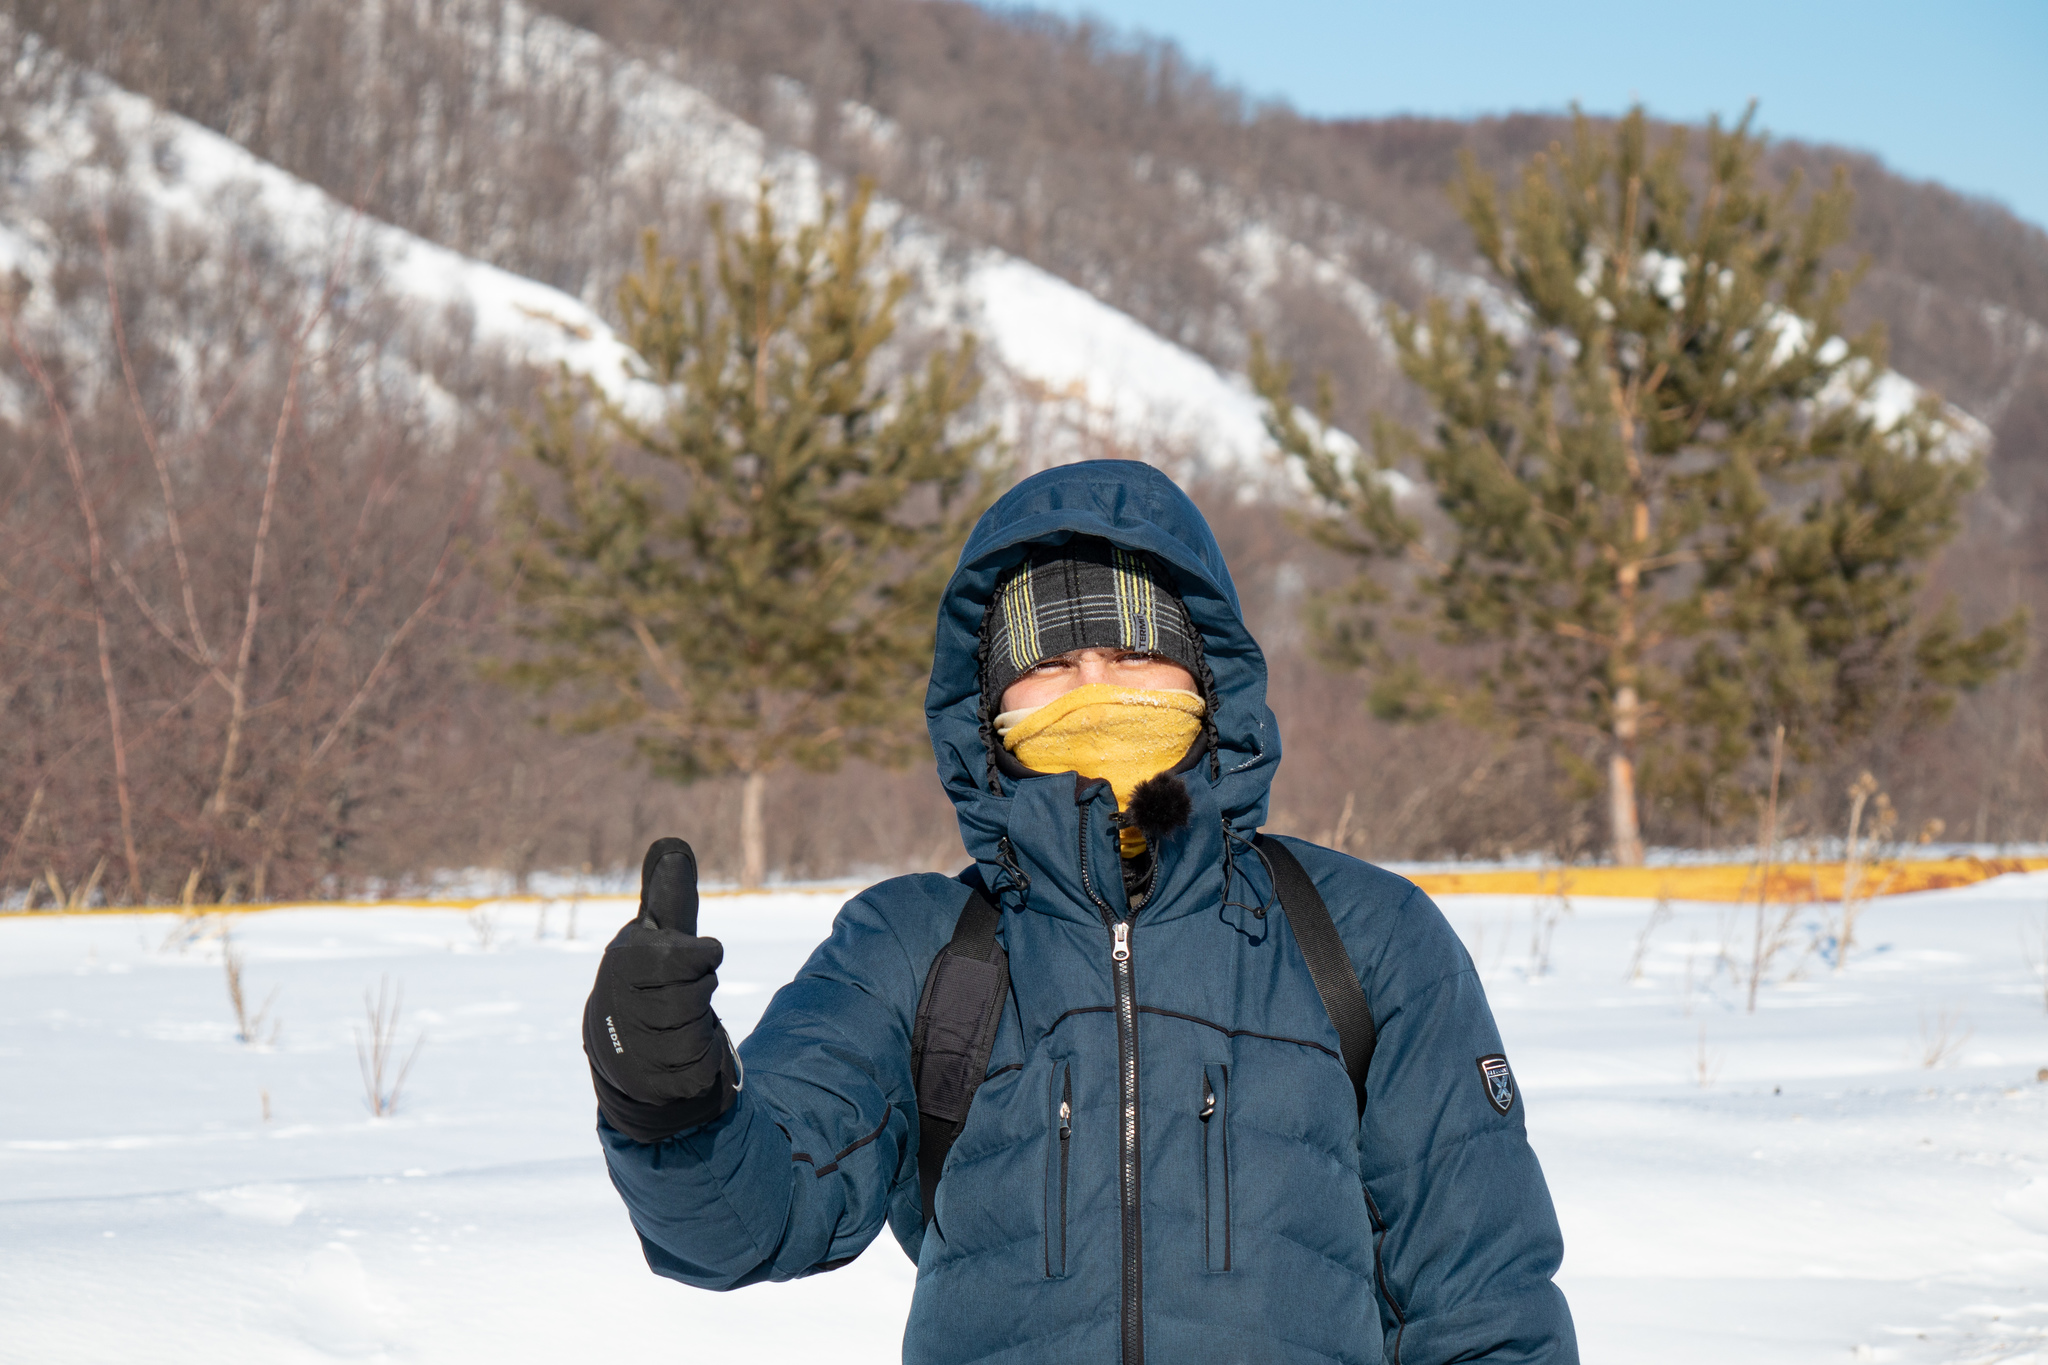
355, 976, 424, 1118
1918, 1009, 1973, 1069
1, 177, 494, 907
221, 928, 279, 1045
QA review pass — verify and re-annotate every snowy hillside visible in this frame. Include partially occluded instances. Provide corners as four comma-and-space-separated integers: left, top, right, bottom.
0, 36, 650, 418
4, 876, 2046, 1363
0, 13, 1292, 486
2, 3, 1985, 493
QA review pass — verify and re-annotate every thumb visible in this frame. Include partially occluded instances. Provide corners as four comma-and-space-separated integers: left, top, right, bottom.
637, 837, 700, 936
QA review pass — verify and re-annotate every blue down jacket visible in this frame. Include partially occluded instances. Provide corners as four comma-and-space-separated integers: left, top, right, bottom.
601, 462, 1577, 1364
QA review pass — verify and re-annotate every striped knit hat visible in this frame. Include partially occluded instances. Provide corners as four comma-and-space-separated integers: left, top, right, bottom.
980, 537, 1205, 712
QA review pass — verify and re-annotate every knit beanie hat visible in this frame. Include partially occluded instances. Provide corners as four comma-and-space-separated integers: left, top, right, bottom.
980, 537, 1205, 715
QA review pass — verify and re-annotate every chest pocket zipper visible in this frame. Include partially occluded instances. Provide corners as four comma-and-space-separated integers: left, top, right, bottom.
1200, 1064, 1231, 1273
1045, 1063, 1072, 1278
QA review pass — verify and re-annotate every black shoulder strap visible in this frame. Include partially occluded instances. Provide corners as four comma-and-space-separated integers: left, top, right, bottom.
1257, 834, 1377, 1114
910, 886, 1009, 1226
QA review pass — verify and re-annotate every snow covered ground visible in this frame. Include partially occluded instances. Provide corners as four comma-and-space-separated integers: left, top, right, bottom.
4, 875, 2046, 1364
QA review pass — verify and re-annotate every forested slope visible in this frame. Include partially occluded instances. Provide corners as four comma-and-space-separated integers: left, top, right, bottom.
4, 0, 2042, 901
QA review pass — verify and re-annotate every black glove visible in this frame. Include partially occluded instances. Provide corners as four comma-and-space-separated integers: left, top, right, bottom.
583, 837, 740, 1143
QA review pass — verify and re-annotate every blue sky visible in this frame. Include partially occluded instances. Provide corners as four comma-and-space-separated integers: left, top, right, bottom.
1020, 1, 2048, 231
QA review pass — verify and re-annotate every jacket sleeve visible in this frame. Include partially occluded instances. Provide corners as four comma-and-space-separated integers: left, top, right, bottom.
1314, 851, 1578, 1364
598, 879, 941, 1288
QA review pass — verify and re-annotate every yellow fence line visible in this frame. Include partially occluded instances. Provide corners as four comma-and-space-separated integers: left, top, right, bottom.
1407, 856, 2048, 903
5, 859, 2043, 919
0, 885, 864, 919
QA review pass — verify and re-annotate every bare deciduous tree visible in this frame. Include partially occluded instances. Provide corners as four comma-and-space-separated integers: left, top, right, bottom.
2, 191, 492, 904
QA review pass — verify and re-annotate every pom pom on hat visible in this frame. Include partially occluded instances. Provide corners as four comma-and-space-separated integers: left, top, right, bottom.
1125, 771, 1193, 846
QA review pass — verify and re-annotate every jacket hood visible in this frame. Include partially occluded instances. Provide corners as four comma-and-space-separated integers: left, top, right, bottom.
926, 461, 1280, 871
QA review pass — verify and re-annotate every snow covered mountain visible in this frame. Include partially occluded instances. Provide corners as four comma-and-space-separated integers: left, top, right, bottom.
1, 4, 1979, 494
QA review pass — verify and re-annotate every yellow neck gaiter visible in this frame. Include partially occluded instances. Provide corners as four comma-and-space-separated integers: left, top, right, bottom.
1000, 685, 1204, 856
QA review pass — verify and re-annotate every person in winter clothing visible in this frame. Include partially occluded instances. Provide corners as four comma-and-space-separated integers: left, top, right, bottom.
583, 461, 1578, 1364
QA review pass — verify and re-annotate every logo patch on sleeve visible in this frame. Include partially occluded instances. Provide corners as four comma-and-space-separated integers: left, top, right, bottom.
1476, 1054, 1516, 1115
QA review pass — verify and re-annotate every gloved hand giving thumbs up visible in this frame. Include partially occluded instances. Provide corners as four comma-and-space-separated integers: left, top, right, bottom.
583, 838, 741, 1143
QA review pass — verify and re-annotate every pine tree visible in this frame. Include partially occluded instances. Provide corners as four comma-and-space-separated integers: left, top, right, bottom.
1255, 108, 2024, 865
499, 183, 997, 888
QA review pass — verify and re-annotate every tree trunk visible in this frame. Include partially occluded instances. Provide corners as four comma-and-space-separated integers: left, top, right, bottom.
1609, 684, 1645, 867
1606, 361, 1650, 870
208, 324, 300, 835
739, 769, 767, 891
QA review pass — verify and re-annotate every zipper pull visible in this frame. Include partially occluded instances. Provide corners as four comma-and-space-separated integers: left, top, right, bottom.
1199, 1076, 1216, 1121
1059, 1098, 1072, 1139
1111, 920, 1130, 962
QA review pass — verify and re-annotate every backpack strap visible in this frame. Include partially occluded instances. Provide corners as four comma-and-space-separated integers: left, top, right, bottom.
1257, 834, 1377, 1114
910, 885, 1010, 1226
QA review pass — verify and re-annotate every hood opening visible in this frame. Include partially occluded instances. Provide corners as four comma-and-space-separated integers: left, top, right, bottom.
926, 462, 1281, 871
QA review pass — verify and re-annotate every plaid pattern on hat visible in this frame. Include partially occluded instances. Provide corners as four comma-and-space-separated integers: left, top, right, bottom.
980, 538, 1203, 710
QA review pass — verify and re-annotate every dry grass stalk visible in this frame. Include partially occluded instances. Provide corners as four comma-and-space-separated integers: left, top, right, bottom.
1526, 855, 1574, 977
160, 906, 225, 953
1918, 1009, 1973, 1069
2022, 911, 2048, 1015
356, 976, 424, 1118
1626, 893, 1674, 983
221, 929, 279, 1045
1747, 725, 1788, 1013
566, 862, 590, 942
1694, 1025, 1721, 1088
1714, 909, 1741, 980
1324, 792, 1356, 855
1836, 772, 1899, 969
41, 858, 107, 911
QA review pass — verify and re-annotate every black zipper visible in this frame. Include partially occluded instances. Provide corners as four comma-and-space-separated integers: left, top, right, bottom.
1362, 1183, 1409, 1365
1056, 1068, 1072, 1276
1046, 1061, 1072, 1278
1079, 796, 1143, 1365
1200, 1066, 1230, 1272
